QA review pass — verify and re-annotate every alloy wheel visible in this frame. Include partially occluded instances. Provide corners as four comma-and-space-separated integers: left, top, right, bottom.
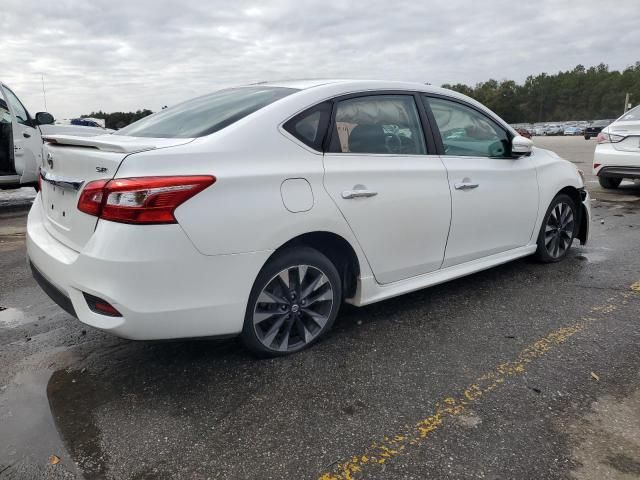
253, 265, 334, 352
544, 202, 575, 258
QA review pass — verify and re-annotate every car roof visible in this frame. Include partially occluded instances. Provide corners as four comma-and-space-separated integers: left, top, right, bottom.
253, 78, 446, 94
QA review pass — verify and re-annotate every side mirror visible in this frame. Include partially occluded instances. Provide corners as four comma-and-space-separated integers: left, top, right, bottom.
35, 112, 55, 125
511, 135, 533, 157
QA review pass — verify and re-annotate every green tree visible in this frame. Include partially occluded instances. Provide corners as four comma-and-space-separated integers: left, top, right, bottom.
442, 62, 639, 123
81, 109, 153, 130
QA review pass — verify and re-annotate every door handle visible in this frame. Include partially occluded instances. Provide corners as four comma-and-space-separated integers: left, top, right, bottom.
454, 182, 479, 190
23, 132, 31, 138
342, 188, 378, 199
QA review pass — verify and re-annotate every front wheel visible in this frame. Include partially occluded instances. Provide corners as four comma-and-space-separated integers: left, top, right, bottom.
598, 176, 622, 189
535, 194, 578, 263
241, 247, 342, 357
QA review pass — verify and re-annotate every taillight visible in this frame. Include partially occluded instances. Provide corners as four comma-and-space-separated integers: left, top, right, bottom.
597, 132, 625, 143
77, 176, 215, 224
593, 163, 601, 170
77, 179, 108, 217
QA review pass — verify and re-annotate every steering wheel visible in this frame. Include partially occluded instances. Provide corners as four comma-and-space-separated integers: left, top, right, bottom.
385, 132, 402, 154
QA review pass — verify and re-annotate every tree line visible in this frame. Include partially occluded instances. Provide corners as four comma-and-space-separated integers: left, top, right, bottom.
442, 62, 640, 124
80, 109, 153, 130
80, 62, 639, 128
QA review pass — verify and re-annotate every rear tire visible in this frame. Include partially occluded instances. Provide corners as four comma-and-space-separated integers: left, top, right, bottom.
535, 194, 578, 263
598, 176, 622, 189
241, 246, 342, 357
584, 135, 590, 140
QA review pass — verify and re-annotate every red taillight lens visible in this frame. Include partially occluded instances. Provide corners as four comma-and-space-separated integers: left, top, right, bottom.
593, 163, 601, 170
77, 176, 215, 224
597, 132, 625, 144
77, 179, 108, 217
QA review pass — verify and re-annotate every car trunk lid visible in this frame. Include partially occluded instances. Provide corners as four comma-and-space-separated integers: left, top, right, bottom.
39, 134, 193, 251
609, 121, 640, 153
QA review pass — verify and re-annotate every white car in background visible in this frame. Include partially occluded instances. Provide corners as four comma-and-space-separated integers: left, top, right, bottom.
533, 125, 546, 136
593, 105, 640, 189
545, 124, 563, 136
563, 126, 583, 136
27, 80, 590, 356
1, 80, 110, 191
1, 81, 56, 190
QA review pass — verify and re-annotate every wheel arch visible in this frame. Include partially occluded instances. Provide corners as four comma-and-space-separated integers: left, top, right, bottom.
556, 185, 588, 246
268, 231, 361, 300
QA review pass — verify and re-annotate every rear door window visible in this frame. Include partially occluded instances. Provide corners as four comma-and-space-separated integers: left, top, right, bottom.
328, 95, 426, 155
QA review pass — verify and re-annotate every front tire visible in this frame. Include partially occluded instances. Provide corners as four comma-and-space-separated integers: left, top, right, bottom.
535, 194, 578, 263
241, 246, 342, 357
598, 176, 622, 189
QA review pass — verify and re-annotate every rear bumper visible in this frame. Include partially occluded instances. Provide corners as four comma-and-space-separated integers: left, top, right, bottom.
593, 144, 640, 176
598, 166, 640, 179
26, 196, 271, 340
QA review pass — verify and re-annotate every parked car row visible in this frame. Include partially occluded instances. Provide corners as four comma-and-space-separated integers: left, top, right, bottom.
512, 119, 615, 139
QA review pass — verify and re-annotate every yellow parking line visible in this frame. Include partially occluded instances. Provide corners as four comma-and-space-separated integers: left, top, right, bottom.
318, 282, 640, 480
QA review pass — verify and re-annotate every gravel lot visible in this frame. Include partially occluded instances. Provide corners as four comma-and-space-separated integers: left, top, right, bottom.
1, 136, 639, 480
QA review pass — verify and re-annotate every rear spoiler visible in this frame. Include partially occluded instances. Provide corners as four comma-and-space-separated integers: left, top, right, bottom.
42, 134, 157, 154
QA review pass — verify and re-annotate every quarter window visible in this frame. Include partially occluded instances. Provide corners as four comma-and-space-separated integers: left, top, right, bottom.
2, 87, 31, 126
426, 96, 510, 158
328, 95, 426, 155
283, 101, 331, 151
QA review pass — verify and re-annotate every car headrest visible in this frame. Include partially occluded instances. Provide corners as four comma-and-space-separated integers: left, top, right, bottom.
348, 124, 386, 153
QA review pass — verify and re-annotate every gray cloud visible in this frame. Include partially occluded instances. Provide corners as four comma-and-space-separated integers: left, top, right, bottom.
1, 0, 638, 118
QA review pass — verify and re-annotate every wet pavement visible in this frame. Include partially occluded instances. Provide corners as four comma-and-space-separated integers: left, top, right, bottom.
1, 137, 639, 479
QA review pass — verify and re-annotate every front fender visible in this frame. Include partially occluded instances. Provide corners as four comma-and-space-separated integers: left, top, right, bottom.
531, 147, 587, 243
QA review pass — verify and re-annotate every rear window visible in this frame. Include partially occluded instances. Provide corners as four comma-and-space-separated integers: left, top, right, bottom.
115, 86, 298, 138
619, 105, 640, 122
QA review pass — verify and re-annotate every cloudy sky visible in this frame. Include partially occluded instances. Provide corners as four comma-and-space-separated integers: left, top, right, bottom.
1, 0, 638, 118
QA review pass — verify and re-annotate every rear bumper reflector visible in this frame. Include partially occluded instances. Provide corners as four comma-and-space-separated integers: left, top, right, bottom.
83, 293, 122, 317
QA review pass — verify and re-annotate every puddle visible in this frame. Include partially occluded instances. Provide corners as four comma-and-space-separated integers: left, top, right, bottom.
574, 247, 614, 264
47, 369, 110, 478
0, 308, 32, 329
0, 370, 76, 475
575, 252, 609, 263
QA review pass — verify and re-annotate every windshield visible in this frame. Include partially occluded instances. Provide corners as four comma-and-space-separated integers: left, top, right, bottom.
619, 105, 640, 122
116, 86, 298, 138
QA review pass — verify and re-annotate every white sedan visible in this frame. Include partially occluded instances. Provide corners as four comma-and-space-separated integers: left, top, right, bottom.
593, 105, 640, 189
27, 80, 590, 356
